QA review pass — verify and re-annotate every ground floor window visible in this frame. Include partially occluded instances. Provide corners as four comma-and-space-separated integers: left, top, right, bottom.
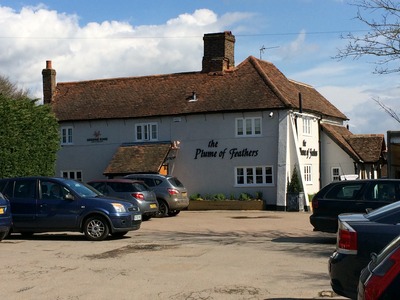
61, 170, 83, 181
304, 165, 312, 183
235, 166, 273, 186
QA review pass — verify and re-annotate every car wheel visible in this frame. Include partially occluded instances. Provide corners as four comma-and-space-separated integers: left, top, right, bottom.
168, 210, 180, 217
111, 231, 128, 238
0, 231, 8, 241
157, 200, 169, 217
83, 216, 110, 241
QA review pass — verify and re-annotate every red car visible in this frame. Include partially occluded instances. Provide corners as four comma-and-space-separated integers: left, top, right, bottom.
357, 235, 400, 300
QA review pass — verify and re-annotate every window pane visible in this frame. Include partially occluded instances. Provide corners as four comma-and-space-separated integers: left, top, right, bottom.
254, 118, 261, 134
136, 125, 142, 140
246, 168, 254, 184
246, 119, 252, 135
237, 119, 243, 136
151, 124, 157, 140
255, 167, 263, 183
236, 168, 244, 184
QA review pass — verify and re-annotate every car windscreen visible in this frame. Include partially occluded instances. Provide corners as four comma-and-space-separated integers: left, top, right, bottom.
63, 180, 100, 198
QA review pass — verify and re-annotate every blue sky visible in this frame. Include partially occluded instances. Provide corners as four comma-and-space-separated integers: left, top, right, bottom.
0, 0, 399, 135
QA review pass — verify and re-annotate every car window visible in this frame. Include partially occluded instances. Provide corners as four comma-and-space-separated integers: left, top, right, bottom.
325, 183, 364, 200
41, 180, 69, 200
132, 182, 150, 192
367, 201, 400, 220
168, 177, 184, 188
141, 178, 155, 187
365, 182, 398, 202
108, 182, 135, 192
13, 179, 36, 199
88, 182, 106, 194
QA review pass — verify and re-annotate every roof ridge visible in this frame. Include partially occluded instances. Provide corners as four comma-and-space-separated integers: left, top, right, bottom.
248, 56, 293, 107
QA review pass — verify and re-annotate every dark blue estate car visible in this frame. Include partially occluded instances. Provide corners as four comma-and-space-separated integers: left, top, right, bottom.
0, 177, 142, 241
0, 192, 12, 241
329, 201, 400, 299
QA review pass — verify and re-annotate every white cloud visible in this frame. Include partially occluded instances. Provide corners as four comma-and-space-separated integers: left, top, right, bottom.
0, 6, 250, 99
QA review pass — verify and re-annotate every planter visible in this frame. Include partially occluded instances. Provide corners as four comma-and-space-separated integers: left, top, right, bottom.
188, 200, 264, 211
286, 192, 305, 212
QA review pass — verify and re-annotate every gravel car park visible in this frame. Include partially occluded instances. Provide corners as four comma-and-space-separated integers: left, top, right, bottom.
0, 210, 345, 299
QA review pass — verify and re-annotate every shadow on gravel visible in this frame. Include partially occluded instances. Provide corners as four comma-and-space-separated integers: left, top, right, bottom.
272, 235, 336, 245
4, 233, 131, 241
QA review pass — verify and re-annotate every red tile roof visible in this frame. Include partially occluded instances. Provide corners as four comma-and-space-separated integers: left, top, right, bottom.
321, 123, 386, 163
103, 143, 171, 176
51, 56, 347, 121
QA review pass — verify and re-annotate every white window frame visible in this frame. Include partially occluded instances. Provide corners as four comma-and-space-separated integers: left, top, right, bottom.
235, 117, 262, 137
61, 170, 83, 181
303, 117, 312, 136
304, 165, 312, 183
332, 167, 341, 181
235, 166, 273, 186
61, 126, 73, 145
135, 122, 158, 141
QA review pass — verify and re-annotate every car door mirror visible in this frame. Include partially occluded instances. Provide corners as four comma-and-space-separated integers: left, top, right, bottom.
65, 193, 75, 201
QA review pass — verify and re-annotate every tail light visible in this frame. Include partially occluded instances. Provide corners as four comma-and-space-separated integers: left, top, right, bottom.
337, 221, 358, 254
131, 192, 144, 200
312, 197, 319, 209
167, 188, 179, 196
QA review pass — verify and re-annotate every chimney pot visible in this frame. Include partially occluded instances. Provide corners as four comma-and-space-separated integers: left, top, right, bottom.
46, 60, 52, 69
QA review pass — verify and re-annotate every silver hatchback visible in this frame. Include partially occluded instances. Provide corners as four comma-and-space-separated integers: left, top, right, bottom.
87, 179, 158, 221
124, 174, 189, 217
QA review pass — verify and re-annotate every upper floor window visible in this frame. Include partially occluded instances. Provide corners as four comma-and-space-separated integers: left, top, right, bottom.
303, 117, 311, 135
135, 123, 158, 141
61, 126, 73, 145
236, 117, 261, 137
332, 167, 341, 181
304, 165, 312, 183
235, 166, 273, 186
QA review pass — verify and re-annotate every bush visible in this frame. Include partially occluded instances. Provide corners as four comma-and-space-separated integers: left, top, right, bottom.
212, 193, 226, 200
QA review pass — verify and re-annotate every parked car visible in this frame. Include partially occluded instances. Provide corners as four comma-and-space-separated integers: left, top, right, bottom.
0, 177, 142, 241
87, 179, 158, 221
310, 179, 400, 233
329, 201, 400, 299
358, 235, 400, 300
0, 192, 12, 241
124, 173, 189, 217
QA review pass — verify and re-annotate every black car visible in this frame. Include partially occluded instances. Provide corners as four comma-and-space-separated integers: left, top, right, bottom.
0, 192, 12, 241
310, 179, 400, 233
328, 201, 400, 299
0, 177, 142, 241
358, 235, 400, 300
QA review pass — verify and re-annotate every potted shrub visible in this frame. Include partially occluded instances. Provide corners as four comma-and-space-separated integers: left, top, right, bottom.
286, 166, 305, 211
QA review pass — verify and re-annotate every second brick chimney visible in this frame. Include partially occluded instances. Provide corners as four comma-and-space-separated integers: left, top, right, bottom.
42, 60, 56, 104
202, 31, 235, 73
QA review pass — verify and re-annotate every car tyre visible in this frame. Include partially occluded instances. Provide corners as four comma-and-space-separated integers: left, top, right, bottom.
157, 200, 169, 217
168, 210, 180, 217
83, 216, 110, 241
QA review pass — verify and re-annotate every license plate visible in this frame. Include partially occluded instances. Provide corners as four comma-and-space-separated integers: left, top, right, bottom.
150, 204, 157, 209
182, 192, 187, 197
0, 207, 4, 214
134, 214, 142, 221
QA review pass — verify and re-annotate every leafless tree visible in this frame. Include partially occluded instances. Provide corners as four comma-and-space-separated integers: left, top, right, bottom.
0, 75, 29, 100
336, 0, 400, 74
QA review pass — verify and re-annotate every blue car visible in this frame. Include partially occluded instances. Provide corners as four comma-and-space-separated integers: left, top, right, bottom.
0, 177, 142, 241
0, 192, 12, 241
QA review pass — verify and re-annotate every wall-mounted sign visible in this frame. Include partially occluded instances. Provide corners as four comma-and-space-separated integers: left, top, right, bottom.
299, 147, 318, 158
194, 139, 259, 160
87, 131, 108, 143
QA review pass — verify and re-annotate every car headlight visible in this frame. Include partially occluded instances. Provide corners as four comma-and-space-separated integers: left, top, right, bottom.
111, 203, 126, 213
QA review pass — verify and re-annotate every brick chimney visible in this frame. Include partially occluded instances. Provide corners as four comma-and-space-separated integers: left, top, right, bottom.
42, 60, 56, 104
202, 31, 235, 73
